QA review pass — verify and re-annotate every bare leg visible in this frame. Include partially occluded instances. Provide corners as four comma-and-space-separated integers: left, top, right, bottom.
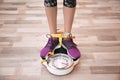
45, 7, 57, 34
63, 6, 76, 33
62, 0, 80, 59
40, 0, 58, 59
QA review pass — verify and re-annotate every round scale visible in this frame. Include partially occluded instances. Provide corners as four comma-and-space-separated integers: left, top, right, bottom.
41, 47, 80, 75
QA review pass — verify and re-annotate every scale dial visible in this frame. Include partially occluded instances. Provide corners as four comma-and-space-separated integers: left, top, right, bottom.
48, 54, 73, 69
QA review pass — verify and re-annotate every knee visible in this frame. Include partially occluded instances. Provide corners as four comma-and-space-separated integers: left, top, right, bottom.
44, 0, 57, 7
64, 0, 76, 8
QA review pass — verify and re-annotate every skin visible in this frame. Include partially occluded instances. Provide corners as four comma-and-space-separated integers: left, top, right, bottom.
45, 3, 76, 34
63, 6, 76, 33
45, 7, 57, 34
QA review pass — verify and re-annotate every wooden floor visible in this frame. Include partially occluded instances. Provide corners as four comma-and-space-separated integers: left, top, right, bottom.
0, 0, 120, 80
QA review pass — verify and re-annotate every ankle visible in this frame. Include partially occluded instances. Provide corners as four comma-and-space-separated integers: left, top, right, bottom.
63, 32, 72, 36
